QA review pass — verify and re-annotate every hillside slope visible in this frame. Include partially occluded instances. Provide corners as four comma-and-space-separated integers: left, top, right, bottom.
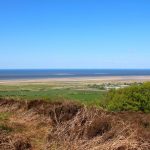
0, 99, 150, 150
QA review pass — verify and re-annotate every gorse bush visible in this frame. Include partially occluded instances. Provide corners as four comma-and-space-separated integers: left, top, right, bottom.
105, 82, 150, 112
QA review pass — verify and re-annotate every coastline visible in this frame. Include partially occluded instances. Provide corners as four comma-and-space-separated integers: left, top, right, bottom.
0, 76, 150, 85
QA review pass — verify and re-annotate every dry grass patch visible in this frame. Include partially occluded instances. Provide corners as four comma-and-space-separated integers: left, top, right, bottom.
0, 98, 149, 150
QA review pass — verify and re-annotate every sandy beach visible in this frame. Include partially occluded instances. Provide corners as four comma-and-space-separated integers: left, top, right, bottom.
0, 76, 150, 85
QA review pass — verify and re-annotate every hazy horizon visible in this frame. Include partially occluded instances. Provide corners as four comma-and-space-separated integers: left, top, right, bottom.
0, 68, 150, 70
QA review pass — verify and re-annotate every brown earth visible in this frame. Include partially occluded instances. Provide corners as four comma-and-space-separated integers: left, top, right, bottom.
0, 99, 150, 150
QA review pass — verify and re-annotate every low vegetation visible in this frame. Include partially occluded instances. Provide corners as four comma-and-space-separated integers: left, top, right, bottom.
0, 82, 150, 149
0, 84, 106, 106
0, 99, 149, 150
105, 82, 150, 112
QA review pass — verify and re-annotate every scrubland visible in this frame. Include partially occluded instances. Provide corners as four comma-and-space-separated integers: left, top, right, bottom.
0, 82, 150, 150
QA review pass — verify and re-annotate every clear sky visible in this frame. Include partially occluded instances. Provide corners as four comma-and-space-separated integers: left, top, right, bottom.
0, 0, 150, 69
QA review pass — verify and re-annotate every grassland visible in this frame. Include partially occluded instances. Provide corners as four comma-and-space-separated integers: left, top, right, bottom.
0, 82, 150, 149
0, 83, 106, 106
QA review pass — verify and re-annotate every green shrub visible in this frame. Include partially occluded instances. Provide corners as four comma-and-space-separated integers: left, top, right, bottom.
105, 82, 150, 112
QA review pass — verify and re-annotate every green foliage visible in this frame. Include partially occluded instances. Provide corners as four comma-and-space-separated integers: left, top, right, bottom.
88, 84, 105, 90
105, 82, 150, 112
0, 84, 106, 107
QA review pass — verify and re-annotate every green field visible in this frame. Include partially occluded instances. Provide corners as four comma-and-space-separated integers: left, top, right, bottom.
0, 84, 106, 106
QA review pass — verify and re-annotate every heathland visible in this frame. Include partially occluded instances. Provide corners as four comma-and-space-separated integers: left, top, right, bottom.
0, 80, 150, 150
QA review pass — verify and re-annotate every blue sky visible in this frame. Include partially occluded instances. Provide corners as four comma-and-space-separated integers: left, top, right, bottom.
0, 0, 150, 69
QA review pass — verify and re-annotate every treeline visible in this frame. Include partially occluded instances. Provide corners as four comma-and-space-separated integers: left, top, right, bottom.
104, 82, 150, 112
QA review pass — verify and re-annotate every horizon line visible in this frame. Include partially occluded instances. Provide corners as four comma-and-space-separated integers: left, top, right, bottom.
0, 68, 150, 70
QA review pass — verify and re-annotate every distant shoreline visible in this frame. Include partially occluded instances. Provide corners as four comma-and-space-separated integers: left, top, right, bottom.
0, 76, 150, 84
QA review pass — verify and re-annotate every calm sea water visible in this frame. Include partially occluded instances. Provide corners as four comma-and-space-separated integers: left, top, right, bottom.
0, 69, 150, 80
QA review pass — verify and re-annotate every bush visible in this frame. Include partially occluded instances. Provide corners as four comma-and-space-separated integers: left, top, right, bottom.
105, 82, 150, 112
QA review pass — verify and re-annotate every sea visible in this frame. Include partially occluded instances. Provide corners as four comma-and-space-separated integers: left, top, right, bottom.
0, 69, 150, 80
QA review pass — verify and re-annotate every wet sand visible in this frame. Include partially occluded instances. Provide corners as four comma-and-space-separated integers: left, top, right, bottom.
0, 76, 150, 85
